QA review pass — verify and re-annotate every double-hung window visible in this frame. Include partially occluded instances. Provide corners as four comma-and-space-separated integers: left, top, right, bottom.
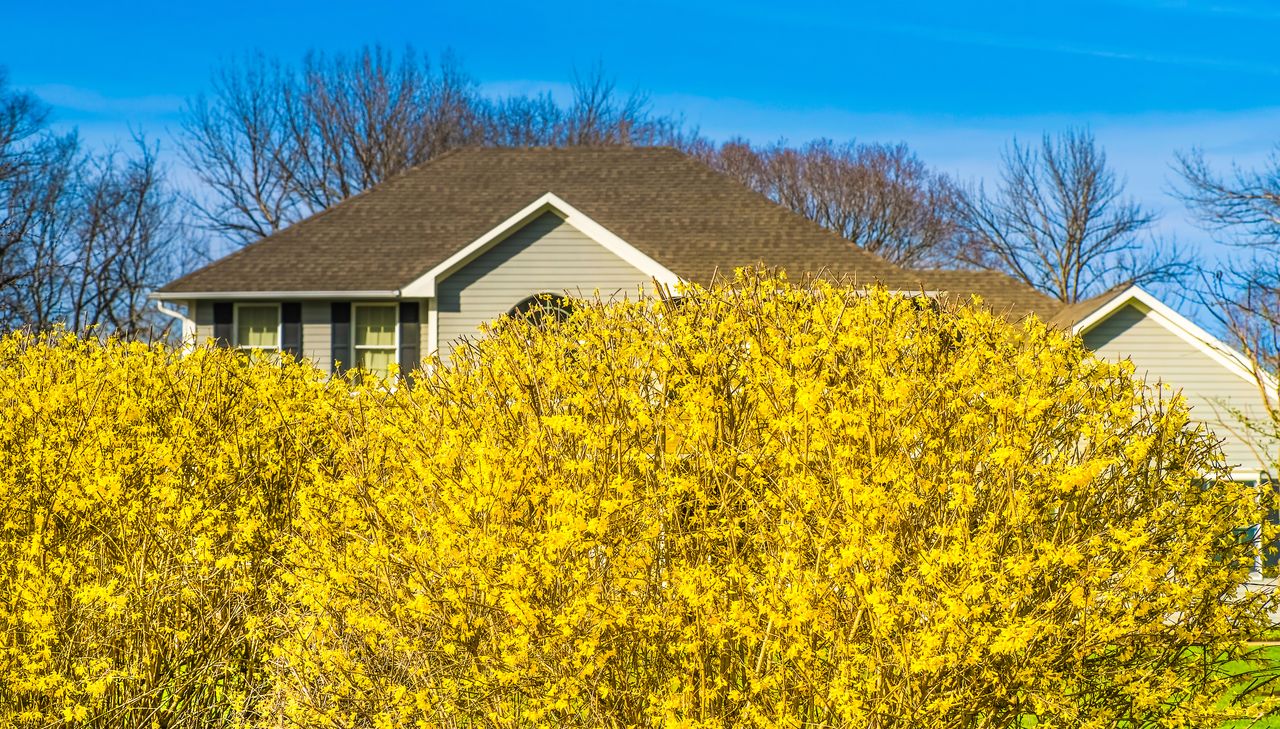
235, 303, 281, 351
353, 303, 398, 378
1215, 471, 1279, 579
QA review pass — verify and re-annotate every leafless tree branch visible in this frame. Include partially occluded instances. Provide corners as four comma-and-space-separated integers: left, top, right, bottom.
953, 128, 1189, 303
697, 138, 964, 267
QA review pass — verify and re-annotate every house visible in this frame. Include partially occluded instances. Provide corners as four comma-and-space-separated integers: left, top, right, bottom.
152, 146, 1276, 483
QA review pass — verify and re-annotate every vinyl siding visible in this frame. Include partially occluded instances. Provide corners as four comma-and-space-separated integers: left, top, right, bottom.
194, 300, 215, 342
1083, 303, 1273, 474
301, 301, 331, 371
435, 211, 652, 361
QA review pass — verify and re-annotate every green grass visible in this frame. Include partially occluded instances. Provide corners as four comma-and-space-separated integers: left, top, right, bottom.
1221, 645, 1280, 728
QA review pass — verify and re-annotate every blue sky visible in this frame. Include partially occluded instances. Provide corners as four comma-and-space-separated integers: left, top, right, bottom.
6, 0, 1280, 311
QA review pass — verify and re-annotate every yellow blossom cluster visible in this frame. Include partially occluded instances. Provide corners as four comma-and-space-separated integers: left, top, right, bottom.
0, 332, 342, 727
0, 270, 1275, 728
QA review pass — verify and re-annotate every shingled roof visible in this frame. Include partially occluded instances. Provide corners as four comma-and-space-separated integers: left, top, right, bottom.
159, 146, 1078, 322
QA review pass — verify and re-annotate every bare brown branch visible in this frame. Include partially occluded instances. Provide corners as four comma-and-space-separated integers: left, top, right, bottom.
698, 138, 964, 267
953, 128, 1188, 303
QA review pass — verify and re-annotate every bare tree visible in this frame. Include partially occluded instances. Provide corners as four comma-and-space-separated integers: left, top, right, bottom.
698, 137, 766, 189
1, 70, 181, 335
180, 47, 483, 245
954, 128, 1188, 303
481, 65, 688, 149
65, 139, 184, 335
180, 54, 301, 244
1, 71, 46, 299
559, 65, 685, 146
1176, 144, 1280, 431
180, 50, 689, 248
1178, 147, 1280, 247
1, 71, 76, 326
482, 92, 564, 147
699, 138, 963, 267
287, 48, 483, 208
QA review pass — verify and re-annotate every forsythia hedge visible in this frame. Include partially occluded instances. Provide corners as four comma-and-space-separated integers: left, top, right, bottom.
0, 271, 1274, 728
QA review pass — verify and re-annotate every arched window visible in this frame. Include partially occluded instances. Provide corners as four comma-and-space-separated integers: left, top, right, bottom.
508, 293, 575, 327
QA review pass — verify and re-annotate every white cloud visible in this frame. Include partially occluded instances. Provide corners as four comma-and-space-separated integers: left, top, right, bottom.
24, 84, 184, 117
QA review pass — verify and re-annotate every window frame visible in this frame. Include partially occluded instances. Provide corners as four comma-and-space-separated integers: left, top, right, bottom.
351, 302, 400, 377
508, 292, 575, 327
233, 302, 282, 351
1234, 469, 1279, 579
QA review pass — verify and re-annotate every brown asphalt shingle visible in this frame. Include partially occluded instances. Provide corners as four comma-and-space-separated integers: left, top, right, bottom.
158, 146, 1084, 325
1045, 285, 1131, 329
916, 269, 1063, 323
163, 147, 907, 293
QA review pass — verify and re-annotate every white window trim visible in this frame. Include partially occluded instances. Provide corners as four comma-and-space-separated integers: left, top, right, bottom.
509, 292, 576, 323
1223, 469, 1277, 582
352, 302, 400, 375
233, 302, 282, 351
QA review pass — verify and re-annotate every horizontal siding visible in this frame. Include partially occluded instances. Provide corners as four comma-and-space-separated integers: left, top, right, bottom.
301, 302, 331, 372
436, 211, 652, 361
194, 300, 215, 342
1084, 303, 1273, 474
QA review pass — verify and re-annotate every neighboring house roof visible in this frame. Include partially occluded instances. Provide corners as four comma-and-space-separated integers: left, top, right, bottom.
1073, 284, 1278, 474
1044, 285, 1131, 330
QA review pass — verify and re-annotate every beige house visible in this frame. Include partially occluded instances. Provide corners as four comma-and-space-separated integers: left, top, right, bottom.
152, 147, 1276, 482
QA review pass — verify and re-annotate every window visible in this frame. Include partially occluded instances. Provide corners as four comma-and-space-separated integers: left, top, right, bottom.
353, 303, 398, 378
1256, 472, 1279, 577
235, 304, 280, 350
508, 293, 575, 327
1217, 471, 1279, 578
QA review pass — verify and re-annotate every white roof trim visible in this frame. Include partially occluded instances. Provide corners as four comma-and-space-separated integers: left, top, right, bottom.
1072, 285, 1276, 391
400, 192, 682, 298
151, 290, 401, 301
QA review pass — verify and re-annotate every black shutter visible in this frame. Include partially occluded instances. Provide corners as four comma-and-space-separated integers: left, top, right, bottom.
213, 302, 233, 346
399, 301, 420, 380
331, 302, 351, 374
281, 302, 302, 359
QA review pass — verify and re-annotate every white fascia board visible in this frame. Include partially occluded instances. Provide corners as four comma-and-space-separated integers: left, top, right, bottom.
150, 290, 401, 301
1070, 287, 1139, 336
1072, 284, 1277, 390
400, 192, 682, 298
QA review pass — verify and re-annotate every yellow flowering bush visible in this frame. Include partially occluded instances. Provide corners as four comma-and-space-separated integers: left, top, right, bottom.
268, 271, 1276, 728
0, 333, 340, 728
0, 271, 1274, 728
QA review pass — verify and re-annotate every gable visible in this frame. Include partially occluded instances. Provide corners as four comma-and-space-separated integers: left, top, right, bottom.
402, 191, 679, 298
434, 211, 653, 360
1083, 302, 1274, 474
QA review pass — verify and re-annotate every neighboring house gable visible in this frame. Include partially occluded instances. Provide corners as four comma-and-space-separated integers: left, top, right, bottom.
433, 209, 655, 361
1073, 287, 1276, 476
